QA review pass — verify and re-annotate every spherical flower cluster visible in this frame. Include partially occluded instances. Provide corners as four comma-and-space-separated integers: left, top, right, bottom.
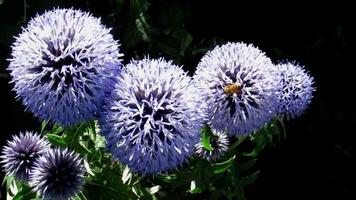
8, 8, 122, 126
275, 62, 314, 119
194, 42, 279, 136
0, 131, 50, 181
195, 128, 229, 161
30, 148, 84, 200
99, 58, 205, 174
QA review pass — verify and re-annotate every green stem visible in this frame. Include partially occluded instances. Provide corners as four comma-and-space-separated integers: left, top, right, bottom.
230, 136, 248, 151
90, 121, 97, 142
235, 182, 247, 200
277, 116, 287, 139
69, 123, 85, 147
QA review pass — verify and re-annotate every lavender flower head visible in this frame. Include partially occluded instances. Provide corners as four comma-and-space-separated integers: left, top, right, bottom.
275, 62, 314, 118
99, 58, 204, 174
194, 42, 278, 136
195, 128, 229, 161
29, 148, 84, 200
8, 8, 122, 126
0, 131, 49, 181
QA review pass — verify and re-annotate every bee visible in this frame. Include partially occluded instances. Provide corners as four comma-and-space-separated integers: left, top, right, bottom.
223, 83, 242, 95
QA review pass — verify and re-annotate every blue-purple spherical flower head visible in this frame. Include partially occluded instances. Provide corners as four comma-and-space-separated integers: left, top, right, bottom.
8, 8, 122, 126
275, 62, 314, 119
0, 131, 49, 181
195, 129, 229, 161
99, 58, 204, 174
194, 42, 279, 136
29, 148, 84, 200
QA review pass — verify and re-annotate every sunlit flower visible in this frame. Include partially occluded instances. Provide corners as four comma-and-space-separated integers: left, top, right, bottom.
194, 42, 278, 136
8, 8, 122, 126
275, 62, 315, 118
99, 58, 204, 174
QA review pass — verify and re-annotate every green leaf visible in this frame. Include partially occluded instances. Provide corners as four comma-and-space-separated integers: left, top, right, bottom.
85, 180, 137, 200
51, 124, 64, 135
211, 155, 236, 174
157, 173, 177, 183
189, 180, 203, 194
73, 192, 88, 200
136, 13, 151, 42
5, 176, 17, 198
171, 168, 198, 188
147, 185, 161, 194
201, 126, 214, 151
84, 159, 95, 176
12, 184, 36, 200
47, 134, 66, 147
2, 175, 13, 187
240, 171, 260, 186
236, 159, 257, 171
40, 120, 49, 134
78, 140, 93, 154
122, 165, 132, 185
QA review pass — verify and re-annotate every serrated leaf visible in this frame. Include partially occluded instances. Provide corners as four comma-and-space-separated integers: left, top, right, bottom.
78, 140, 93, 154
211, 155, 236, 174
47, 134, 66, 147
84, 159, 95, 176
122, 165, 132, 185
148, 185, 161, 194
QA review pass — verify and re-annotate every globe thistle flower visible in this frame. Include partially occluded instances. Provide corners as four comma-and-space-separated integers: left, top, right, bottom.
193, 42, 279, 136
195, 128, 229, 161
29, 148, 84, 200
275, 62, 314, 119
8, 8, 123, 126
0, 131, 50, 181
99, 58, 204, 174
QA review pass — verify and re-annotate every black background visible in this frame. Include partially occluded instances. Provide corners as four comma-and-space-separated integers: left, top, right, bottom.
0, 0, 355, 199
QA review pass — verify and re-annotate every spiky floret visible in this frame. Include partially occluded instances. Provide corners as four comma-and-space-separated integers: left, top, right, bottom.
275, 62, 315, 118
195, 128, 229, 161
194, 42, 279, 136
0, 131, 50, 181
29, 148, 84, 200
99, 58, 205, 174
8, 8, 122, 126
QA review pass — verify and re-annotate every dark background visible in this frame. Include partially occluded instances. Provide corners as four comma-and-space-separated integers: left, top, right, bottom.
0, 0, 354, 199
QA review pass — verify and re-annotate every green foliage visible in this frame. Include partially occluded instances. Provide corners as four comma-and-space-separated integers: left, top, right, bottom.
4, 118, 285, 199
201, 125, 214, 151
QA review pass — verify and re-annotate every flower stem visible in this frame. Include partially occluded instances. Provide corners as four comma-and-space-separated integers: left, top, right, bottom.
230, 136, 248, 151
276, 116, 287, 139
